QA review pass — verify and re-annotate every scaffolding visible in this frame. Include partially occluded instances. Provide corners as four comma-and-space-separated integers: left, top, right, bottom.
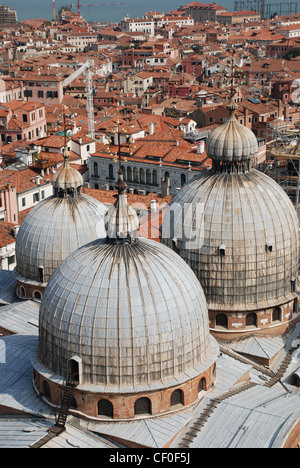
233, 0, 298, 19
263, 124, 300, 208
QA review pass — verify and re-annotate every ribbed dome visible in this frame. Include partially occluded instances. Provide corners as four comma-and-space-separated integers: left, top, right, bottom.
206, 100, 258, 164
15, 194, 107, 284
162, 169, 299, 310
52, 164, 83, 191
15, 147, 107, 286
52, 147, 83, 193
38, 238, 216, 392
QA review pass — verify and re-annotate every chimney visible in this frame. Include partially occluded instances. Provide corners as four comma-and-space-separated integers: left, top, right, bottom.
150, 199, 157, 212
197, 141, 205, 154
148, 122, 155, 135
161, 177, 170, 197
13, 225, 20, 238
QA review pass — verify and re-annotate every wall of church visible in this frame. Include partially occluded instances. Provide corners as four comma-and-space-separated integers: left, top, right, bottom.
34, 363, 216, 421
209, 296, 300, 342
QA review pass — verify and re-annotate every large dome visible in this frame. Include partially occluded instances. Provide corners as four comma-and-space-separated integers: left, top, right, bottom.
162, 168, 299, 309
161, 96, 299, 338
37, 169, 217, 410
38, 237, 215, 392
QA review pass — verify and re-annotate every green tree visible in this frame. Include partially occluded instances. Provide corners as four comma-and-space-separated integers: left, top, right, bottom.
58, 5, 71, 17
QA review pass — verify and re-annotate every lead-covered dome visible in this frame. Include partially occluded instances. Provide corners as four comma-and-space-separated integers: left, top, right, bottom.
37, 169, 217, 399
206, 101, 258, 165
39, 238, 215, 392
161, 95, 299, 338
162, 168, 299, 309
15, 148, 107, 292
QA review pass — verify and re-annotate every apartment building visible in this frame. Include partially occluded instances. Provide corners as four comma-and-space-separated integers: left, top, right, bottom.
0, 100, 47, 144
22, 72, 64, 105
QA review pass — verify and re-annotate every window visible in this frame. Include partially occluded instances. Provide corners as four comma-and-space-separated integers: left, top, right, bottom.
170, 389, 184, 407
43, 381, 51, 399
22, 197, 26, 207
69, 358, 80, 384
38, 90, 44, 98
198, 378, 206, 393
33, 193, 40, 203
219, 245, 226, 257
38, 267, 44, 283
216, 314, 228, 328
98, 399, 113, 418
8, 255, 15, 266
272, 307, 281, 322
134, 397, 151, 416
22, 114, 28, 123
246, 313, 257, 327
93, 161, 98, 177
108, 163, 113, 180
33, 290, 41, 300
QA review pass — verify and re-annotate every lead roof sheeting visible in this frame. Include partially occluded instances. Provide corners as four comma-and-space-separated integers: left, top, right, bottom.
0, 335, 54, 418
189, 386, 300, 448
228, 335, 286, 360
0, 300, 39, 335
0, 417, 53, 449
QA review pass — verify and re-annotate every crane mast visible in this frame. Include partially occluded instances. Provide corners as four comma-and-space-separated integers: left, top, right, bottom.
62, 59, 95, 140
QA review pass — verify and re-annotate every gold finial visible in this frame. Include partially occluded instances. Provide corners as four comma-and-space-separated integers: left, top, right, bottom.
109, 106, 135, 193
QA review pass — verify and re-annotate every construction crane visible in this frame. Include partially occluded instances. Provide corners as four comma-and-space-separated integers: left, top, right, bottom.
63, 59, 95, 139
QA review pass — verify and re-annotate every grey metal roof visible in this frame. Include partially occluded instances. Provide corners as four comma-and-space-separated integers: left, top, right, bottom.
0, 335, 54, 418
228, 335, 287, 361
0, 417, 53, 448
0, 269, 17, 305
1, 331, 299, 448
172, 385, 300, 448
16, 193, 107, 284
39, 237, 217, 393
0, 300, 39, 335
162, 168, 299, 309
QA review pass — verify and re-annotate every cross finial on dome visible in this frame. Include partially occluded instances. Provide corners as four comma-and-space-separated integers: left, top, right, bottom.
52, 106, 83, 197
104, 107, 139, 243
223, 47, 242, 113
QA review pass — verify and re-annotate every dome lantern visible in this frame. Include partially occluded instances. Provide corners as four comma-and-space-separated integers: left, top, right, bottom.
206, 94, 259, 173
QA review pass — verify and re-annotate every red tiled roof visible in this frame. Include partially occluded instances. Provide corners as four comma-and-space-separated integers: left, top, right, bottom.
0, 221, 17, 248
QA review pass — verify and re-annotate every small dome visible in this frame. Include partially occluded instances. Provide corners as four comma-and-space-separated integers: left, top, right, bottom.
39, 238, 215, 392
16, 194, 107, 284
15, 146, 107, 286
206, 100, 258, 164
52, 147, 83, 193
52, 165, 83, 191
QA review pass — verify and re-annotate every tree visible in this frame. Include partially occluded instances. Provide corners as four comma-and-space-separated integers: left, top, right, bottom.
58, 5, 71, 17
